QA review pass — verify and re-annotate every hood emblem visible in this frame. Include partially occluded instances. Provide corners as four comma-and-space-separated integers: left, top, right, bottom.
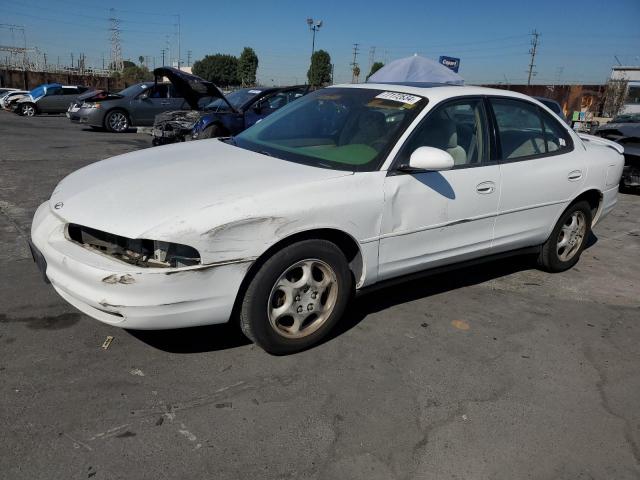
54, 202, 64, 210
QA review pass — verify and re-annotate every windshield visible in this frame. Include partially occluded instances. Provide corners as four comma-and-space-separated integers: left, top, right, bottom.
234, 87, 426, 172
118, 84, 147, 97
205, 88, 262, 112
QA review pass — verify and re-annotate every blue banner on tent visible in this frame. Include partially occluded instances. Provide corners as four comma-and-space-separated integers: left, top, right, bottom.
439, 56, 460, 73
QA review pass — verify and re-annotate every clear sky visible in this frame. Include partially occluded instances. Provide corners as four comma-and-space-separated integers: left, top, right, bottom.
1, 0, 639, 86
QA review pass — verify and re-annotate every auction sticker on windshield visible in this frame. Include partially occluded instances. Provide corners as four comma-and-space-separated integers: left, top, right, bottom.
375, 91, 422, 105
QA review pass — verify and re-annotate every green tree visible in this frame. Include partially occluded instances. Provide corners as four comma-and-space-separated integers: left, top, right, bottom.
138, 55, 145, 65
238, 47, 259, 86
367, 61, 384, 80
307, 49, 332, 86
119, 64, 153, 84
192, 54, 239, 86
122, 60, 136, 69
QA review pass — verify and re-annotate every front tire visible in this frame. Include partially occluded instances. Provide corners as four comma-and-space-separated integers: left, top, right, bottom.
239, 240, 352, 355
20, 103, 36, 117
538, 200, 592, 272
199, 124, 221, 139
104, 110, 130, 133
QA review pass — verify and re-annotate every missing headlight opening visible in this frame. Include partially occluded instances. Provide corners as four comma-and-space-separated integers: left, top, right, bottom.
67, 223, 201, 268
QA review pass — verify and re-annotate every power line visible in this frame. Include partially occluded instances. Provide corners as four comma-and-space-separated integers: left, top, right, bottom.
527, 29, 540, 86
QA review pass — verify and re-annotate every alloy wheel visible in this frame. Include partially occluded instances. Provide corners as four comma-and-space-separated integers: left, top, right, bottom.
108, 112, 128, 132
556, 211, 587, 262
267, 259, 339, 339
22, 104, 35, 116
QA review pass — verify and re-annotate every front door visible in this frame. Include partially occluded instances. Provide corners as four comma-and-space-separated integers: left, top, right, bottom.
133, 84, 172, 125
378, 97, 500, 280
488, 97, 586, 251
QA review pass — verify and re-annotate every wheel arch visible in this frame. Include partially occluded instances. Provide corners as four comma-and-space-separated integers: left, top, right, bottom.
572, 188, 603, 225
230, 228, 365, 321
205, 120, 230, 136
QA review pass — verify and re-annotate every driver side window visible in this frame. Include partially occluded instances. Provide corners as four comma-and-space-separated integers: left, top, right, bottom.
398, 98, 490, 167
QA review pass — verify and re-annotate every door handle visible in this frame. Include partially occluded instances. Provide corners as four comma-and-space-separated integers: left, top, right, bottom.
568, 170, 583, 181
476, 181, 495, 194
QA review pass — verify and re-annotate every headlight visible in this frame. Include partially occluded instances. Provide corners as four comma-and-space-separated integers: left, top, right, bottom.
81, 102, 101, 109
67, 223, 201, 268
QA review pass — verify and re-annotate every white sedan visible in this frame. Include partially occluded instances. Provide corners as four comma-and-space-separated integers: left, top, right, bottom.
30, 84, 624, 354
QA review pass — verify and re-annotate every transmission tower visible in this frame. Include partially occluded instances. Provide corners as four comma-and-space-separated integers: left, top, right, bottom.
351, 43, 360, 83
109, 8, 123, 72
368, 46, 376, 75
526, 29, 540, 86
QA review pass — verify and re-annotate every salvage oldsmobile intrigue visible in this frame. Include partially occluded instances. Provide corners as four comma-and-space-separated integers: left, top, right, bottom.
30, 84, 624, 354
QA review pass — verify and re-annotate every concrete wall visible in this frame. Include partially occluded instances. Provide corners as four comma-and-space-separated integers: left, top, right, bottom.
0, 69, 126, 91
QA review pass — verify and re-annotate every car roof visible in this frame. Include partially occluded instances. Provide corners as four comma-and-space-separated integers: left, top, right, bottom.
332, 83, 540, 104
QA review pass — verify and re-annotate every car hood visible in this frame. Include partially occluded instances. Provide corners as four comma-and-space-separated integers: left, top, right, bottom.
76, 89, 124, 103
50, 140, 352, 239
153, 67, 234, 111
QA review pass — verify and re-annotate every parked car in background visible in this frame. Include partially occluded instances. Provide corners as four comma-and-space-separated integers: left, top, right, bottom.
1, 90, 29, 110
68, 68, 204, 133
68, 82, 154, 132
152, 79, 308, 145
31, 84, 623, 354
15, 84, 89, 116
595, 112, 640, 189
0, 87, 19, 96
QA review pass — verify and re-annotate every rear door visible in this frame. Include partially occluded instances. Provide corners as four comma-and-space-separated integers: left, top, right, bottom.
490, 97, 585, 251
37, 86, 62, 113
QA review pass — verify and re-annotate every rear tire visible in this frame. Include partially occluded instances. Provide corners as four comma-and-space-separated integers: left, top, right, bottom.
538, 200, 592, 272
239, 240, 352, 355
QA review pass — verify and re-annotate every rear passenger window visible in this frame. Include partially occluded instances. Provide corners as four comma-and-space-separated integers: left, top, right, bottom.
491, 98, 571, 160
540, 110, 570, 153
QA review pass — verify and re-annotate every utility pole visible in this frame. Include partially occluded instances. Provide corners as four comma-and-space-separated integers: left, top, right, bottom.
175, 14, 181, 69
70, 52, 74, 68
161, 48, 166, 67
187, 50, 192, 67
306, 18, 323, 84
526, 29, 540, 86
351, 43, 360, 83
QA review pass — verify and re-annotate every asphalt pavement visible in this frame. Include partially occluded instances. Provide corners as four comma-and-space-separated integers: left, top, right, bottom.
1, 110, 639, 480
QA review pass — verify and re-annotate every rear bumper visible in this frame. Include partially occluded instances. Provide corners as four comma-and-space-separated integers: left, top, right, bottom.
31, 202, 251, 330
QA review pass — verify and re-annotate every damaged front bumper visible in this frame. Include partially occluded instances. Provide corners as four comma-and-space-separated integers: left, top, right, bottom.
30, 202, 252, 330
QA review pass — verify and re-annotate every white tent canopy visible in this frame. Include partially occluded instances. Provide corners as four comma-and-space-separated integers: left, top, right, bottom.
367, 55, 464, 86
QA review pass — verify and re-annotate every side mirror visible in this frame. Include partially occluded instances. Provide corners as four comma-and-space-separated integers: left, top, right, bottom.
138, 92, 149, 100
404, 146, 454, 172
252, 104, 262, 114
